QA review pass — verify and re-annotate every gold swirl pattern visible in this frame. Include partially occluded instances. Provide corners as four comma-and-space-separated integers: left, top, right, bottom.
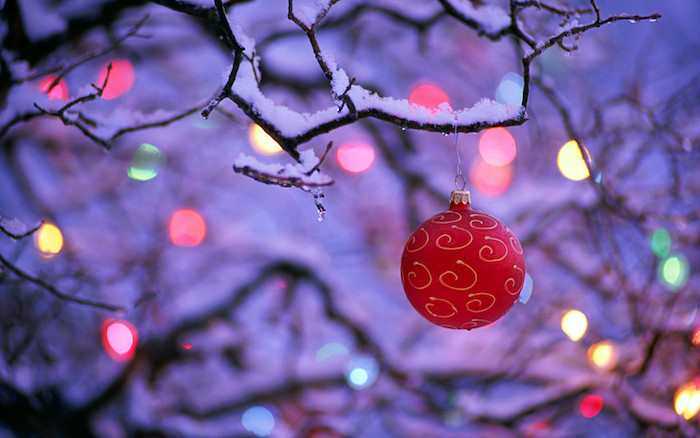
435, 225, 474, 250
431, 211, 462, 224
478, 236, 508, 262
460, 318, 493, 329
439, 260, 477, 291
504, 265, 524, 295
465, 292, 496, 313
510, 236, 524, 254
425, 297, 458, 318
407, 261, 432, 290
405, 228, 430, 253
469, 213, 498, 230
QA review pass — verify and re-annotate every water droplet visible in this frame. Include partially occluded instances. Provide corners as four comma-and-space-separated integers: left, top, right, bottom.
318, 211, 325, 222
564, 51, 573, 58
630, 19, 639, 23
649, 18, 658, 23
401, 126, 407, 131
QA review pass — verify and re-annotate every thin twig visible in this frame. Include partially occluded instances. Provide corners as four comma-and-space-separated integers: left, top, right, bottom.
0, 252, 125, 312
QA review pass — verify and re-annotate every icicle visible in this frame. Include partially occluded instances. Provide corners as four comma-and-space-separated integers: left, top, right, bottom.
311, 187, 326, 222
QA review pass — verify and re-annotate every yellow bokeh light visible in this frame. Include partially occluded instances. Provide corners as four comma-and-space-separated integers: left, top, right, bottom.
248, 124, 282, 155
692, 327, 700, 346
561, 309, 587, 341
557, 140, 590, 181
675, 379, 700, 420
34, 223, 63, 256
587, 341, 618, 370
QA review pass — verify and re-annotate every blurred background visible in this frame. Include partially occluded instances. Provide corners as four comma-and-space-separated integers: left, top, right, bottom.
1, 0, 699, 436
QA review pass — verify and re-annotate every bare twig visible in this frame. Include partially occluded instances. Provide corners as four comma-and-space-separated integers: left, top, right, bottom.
0, 252, 125, 312
25, 15, 150, 93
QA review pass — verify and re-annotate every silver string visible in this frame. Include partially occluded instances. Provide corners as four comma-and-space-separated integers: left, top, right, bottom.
454, 127, 466, 190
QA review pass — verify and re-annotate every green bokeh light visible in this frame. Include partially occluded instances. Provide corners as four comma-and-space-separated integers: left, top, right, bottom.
128, 143, 165, 181
650, 228, 671, 258
658, 253, 689, 291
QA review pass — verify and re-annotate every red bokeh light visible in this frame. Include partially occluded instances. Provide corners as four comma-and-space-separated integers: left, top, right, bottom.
38, 75, 69, 101
97, 59, 135, 100
169, 209, 207, 246
580, 395, 604, 418
478, 127, 517, 166
470, 159, 511, 196
409, 83, 450, 112
182, 344, 192, 350
102, 320, 138, 362
336, 142, 375, 173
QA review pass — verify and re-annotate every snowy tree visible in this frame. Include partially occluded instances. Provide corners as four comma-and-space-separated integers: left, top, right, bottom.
1, 0, 698, 437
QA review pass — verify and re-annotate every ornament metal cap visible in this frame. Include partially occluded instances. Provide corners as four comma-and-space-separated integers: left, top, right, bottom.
450, 190, 471, 206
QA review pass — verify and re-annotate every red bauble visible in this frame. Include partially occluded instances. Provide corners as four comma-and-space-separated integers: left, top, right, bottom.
400, 190, 526, 330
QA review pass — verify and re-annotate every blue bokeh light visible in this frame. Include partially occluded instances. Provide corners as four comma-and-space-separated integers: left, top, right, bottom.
344, 355, 379, 390
519, 273, 533, 304
242, 406, 275, 437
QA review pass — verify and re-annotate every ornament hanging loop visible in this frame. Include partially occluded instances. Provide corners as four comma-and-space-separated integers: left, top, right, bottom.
455, 174, 467, 191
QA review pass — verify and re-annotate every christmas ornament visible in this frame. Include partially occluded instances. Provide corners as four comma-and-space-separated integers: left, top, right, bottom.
400, 190, 525, 329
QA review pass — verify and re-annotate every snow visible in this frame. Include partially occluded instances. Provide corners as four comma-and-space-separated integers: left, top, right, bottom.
231, 62, 344, 138
292, 0, 335, 27
320, 51, 351, 101
229, 59, 523, 140
234, 148, 332, 185
447, 0, 511, 34
0, 215, 29, 237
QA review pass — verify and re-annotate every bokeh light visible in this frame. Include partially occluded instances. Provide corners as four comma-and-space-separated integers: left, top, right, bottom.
587, 341, 618, 370
128, 143, 165, 181
34, 223, 63, 257
102, 320, 138, 362
495, 72, 524, 106
242, 406, 275, 437
169, 209, 206, 247
675, 379, 700, 420
557, 140, 590, 181
658, 254, 689, 291
409, 83, 450, 112
519, 273, 533, 304
344, 355, 379, 390
470, 159, 511, 196
692, 327, 700, 347
580, 395, 604, 418
249, 124, 283, 155
38, 75, 69, 101
336, 142, 375, 173
561, 310, 587, 341
97, 59, 135, 100
650, 228, 671, 258
315, 342, 350, 362
478, 127, 516, 166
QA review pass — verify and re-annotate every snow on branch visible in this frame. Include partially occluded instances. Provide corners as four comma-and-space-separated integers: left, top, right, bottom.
233, 145, 334, 189
0, 215, 42, 240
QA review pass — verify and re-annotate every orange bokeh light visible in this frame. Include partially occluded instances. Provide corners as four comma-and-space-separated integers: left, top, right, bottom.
169, 209, 207, 246
38, 75, 69, 101
97, 59, 135, 100
470, 159, 511, 196
478, 127, 516, 166
409, 83, 450, 112
336, 142, 375, 173
580, 395, 604, 418
102, 320, 138, 362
